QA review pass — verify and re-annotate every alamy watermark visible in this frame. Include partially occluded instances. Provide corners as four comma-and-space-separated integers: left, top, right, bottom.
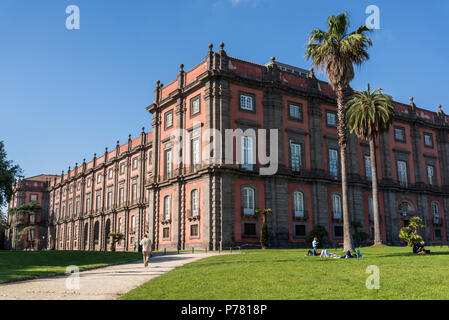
66, 265, 80, 290
365, 265, 380, 290
365, 5, 380, 30
66, 5, 80, 30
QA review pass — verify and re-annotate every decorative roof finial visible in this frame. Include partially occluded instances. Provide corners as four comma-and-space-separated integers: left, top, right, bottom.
208, 43, 213, 52
93, 153, 96, 158
83, 158, 86, 164
309, 67, 316, 79
437, 104, 444, 116
180, 64, 184, 71
156, 80, 160, 87
105, 147, 108, 153
142, 126, 145, 133
271, 56, 276, 63
116, 140, 120, 147
409, 97, 416, 110
128, 134, 132, 140
219, 42, 225, 51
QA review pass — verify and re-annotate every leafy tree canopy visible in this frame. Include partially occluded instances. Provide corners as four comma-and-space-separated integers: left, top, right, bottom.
8, 201, 42, 216
0, 141, 22, 207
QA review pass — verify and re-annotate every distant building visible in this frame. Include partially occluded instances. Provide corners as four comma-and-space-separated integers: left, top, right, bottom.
5, 175, 57, 250
6, 44, 449, 251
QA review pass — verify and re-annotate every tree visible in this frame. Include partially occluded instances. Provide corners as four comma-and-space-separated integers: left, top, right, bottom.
0, 141, 22, 207
255, 209, 272, 249
109, 232, 125, 252
346, 84, 394, 245
306, 13, 372, 251
351, 220, 369, 247
399, 216, 425, 247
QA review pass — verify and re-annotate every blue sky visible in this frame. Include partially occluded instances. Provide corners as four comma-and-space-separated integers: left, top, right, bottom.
1, 0, 448, 178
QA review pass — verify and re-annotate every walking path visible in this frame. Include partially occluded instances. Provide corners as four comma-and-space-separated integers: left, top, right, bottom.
0, 252, 221, 300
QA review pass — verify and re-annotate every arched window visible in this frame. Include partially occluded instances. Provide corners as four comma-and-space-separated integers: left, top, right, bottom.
242, 187, 255, 215
191, 189, 200, 216
293, 191, 304, 218
131, 215, 136, 232
431, 202, 441, 224
164, 195, 171, 220
332, 194, 342, 219
118, 218, 122, 233
399, 201, 414, 217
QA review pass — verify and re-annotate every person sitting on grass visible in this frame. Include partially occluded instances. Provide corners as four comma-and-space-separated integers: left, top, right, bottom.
306, 237, 319, 256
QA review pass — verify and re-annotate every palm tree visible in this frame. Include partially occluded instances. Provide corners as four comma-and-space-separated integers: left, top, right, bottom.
346, 84, 395, 245
305, 13, 372, 251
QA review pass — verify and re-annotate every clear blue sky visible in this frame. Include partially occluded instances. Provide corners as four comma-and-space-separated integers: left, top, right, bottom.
1, 0, 448, 178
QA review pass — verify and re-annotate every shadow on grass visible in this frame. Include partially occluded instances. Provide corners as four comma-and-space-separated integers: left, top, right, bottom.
380, 251, 449, 258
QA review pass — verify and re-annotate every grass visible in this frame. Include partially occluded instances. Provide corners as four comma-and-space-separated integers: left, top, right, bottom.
120, 246, 449, 300
0, 250, 141, 283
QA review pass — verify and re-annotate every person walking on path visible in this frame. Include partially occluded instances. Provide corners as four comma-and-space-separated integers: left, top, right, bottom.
140, 234, 152, 267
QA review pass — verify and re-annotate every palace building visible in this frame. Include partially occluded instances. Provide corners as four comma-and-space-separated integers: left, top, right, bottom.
6, 43, 449, 251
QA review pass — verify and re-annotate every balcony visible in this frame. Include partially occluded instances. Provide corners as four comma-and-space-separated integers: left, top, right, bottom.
293, 210, 308, 221
187, 209, 200, 221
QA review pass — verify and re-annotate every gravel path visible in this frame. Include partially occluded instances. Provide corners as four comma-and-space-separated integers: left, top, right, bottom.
0, 252, 219, 300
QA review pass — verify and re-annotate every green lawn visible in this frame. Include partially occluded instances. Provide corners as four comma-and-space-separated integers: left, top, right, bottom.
120, 246, 449, 300
0, 250, 141, 283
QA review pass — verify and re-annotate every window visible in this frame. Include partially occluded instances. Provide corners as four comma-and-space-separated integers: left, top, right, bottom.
289, 103, 302, 121
130, 215, 135, 233
76, 199, 80, 216
243, 222, 257, 237
365, 155, 372, 181
163, 195, 171, 220
326, 111, 337, 126
368, 196, 374, 221
432, 202, 441, 224
191, 189, 199, 216
190, 224, 199, 237
107, 190, 112, 208
329, 149, 338, 178
119, 187, 124, 205
97, 174, 102, 184
163, 227, 170, 239
164, 110, 173, 129
191, 136, 201, 167
293, 191, 304, 218
86, 197, 91, 212
77, 182, 81, 191
165, 149, 173, 178
434, 229, 442, 240
190, 96, 201, 116
332, 194, 342, 219
87, 177, 92, 187
334, 226, 344, 238
132, 157, 138, 170
241, 136, 254, 170
148, 151, 153, 165
118, 218, 122, 233
132, 182, 137, 202
96, 193, 101, 211
70, 185, 74, 193
108, 168, 113, 179
240, 94, 254, 111
290, 142, 301, 172
242, 187, 255, 215
30, 194, 38, 201
394, 127, 405, 142
427, 165, 435, 185
120, 163, 126, 174
295, 224, 306, 237
69, 203, 73, 216
424, 133, 433, 148
397, 161, 408, 187
62, 205, 66, 218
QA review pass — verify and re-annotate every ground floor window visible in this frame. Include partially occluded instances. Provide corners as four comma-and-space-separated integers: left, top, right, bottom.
434, 229, 442, 240
190, 224, 199, 238
294, 224, 306, 238
162, 227, 170, 240
334, 225, 343, 238
243, 222, 257, 237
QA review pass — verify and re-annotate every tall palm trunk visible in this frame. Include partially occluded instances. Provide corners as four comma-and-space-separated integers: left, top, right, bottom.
336, 86, 354, 252
369, 137, 383, 245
